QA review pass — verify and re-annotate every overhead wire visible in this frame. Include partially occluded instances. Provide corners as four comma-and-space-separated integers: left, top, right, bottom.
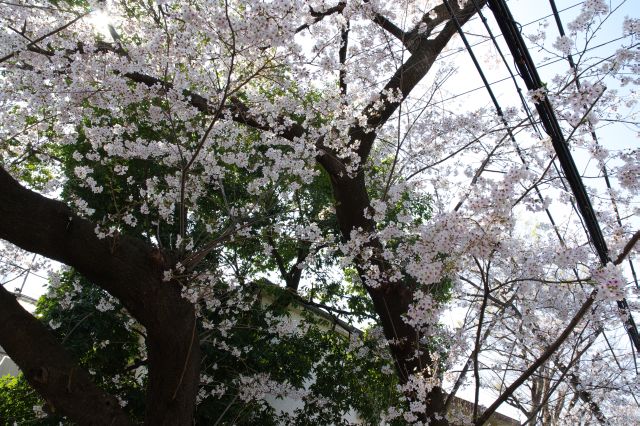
444, 0, 578, 248
350, 1, 587, 101
421, 33, 637, 108
462, 0, 600, 268
435, 0, 584, 65
487, 0, 640, 361
548, 0, 639, 290
390, 0, 639, 421
440, 1, 612, 421
548, 0, 640, 388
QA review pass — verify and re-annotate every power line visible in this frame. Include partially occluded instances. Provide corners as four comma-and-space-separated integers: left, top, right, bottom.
549, 0, 639, 290
442, 1, 612, 422
437, 0, 640, 421
442, 0, 590, 249
422, 33, 636, 108
351, 1, 587, 96
487, 0, 640, 357
435, 0, 584, 64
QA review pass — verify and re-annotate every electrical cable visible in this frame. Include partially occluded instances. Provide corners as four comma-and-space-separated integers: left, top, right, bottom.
441, 1, 612, 421
548, 0, 639, 290
487, 0, 640, 355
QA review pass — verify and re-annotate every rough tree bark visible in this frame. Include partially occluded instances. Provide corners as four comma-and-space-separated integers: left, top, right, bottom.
0, 167, 200, 425
317, 2, 485, 424
0, 284, 133, 425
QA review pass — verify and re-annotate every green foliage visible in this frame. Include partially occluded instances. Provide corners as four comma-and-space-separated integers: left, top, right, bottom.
34, 270, 146, 422
0, 375, 56, 426
367, 155, 433, 228
0, 275, 404, 425
0, 50, 444, 423
193, 282, 404, 425
0, 113, 57, 192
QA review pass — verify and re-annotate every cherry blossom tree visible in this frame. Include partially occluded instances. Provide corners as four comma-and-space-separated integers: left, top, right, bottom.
0, 0, 638, 425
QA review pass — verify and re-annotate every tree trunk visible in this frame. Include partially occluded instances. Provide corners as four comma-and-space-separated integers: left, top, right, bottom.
0, 166, 200, 425
0, 285, 133, 425
320, 3, 485, 422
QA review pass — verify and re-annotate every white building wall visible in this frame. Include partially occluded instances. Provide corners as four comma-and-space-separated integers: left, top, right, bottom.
0, 347, 20, 377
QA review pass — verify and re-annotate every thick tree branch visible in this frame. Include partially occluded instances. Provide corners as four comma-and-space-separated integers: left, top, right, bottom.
0, 166, 201, 425
286, 243, 310, 291
366, 0, 464, 50
317, 4, 487, 423
122, 71, 303, 142
372, 13, 406, 42
352, 0, 485, 163
267, 235, 291, 283
295, 2, 346, 33
2, 5, 485, 423
474, 285, 607, 422
405, 2, 463, 49
0, 12, 87, 64
0, 167, 148, 314
614, 229, 639, 266
474, 291, 596, 425
0, 286, 132, 424
15, 41, 349, 179
122, 72, 349, 177
339, 19, 350, 95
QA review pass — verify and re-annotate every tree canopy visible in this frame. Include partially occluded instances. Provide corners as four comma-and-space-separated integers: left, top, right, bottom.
0, 0, 639, 425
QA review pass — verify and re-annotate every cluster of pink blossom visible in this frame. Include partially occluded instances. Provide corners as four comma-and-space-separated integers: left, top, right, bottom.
615, 150, 640, 194
567, 0, 609, 33
591, 262, 627, 302
552, 35, 573, 56
623, 17, 640, 36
